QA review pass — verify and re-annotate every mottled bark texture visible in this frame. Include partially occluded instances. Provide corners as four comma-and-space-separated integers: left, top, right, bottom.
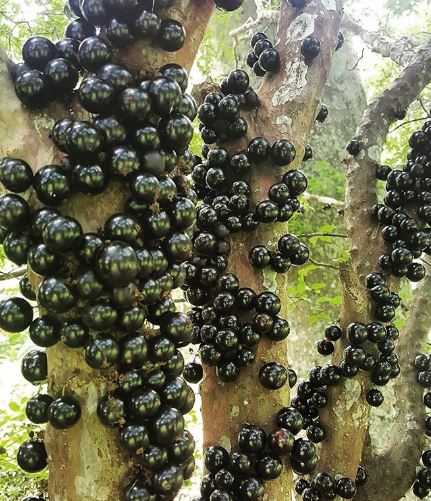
201, 1, 343, 499
0, 1, 215, 499
319, 36, 431, 487
288, 39, 366, 383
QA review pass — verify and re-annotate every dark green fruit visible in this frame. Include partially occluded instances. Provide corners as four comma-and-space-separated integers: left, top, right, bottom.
38, 277, 76, 313
80, 0, 109, 26
19, 274, 36, 301
95, 241, 139, 287
204, 445, 229, 474
15, 70, 49, 107
60, 321, 89, 348
65, 18, 96, 41
0, 194, 30, 230
0, 297, 33, 332
56, 37, 79, 65
157, 19, 186, 52
28, 243, 63, 276
25, 394, 54, 424
160, 312, 193, 346
152, 464, 184, 495
48, 396, 81, 429
77, 36, 111, 72
133, 10, 161, 39
119, 333, 148, 369
33, 165, 71, 206
119, 423, 150, 454
97, 394, 126, 427
84, 336, 120, 369
97, 64, 134, 94
42, 216, 82, 252
82, 303, 118, 331
169, 429, 195, 463
151, 407, 185, 445
29, 316, 61, 347
301, 35, 321, 59
237, 477, 264, 500
21, 350, 47, 384
255, 454, 283, 480
44, 58, 78, 93
183, 362, 203, 384
128, 388, 161, 419
0, 157, 33, 192
66, 121, 103, 159
22, 36, 56, 70
78, 77, 115, 114
259, 362, 288, 389
238, 425, 267, 453
17, 439, 47, 473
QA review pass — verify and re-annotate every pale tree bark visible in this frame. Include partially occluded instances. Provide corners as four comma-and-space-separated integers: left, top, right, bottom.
201, 1, 343, 498
319, 36, 431, 484
0, 1, 215, 499
288, 39, 366, 382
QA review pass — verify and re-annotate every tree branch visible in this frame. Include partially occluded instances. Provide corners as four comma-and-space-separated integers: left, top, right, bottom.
201, 1, 343, 498
356, 268, 431, 501
0, 2, 216, 499
319, 35, 431, 480
0, 268, 26, 280
303, 191, 345, 209
342, 15, 419, 67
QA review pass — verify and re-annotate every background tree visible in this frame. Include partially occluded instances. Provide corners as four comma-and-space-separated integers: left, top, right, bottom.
0, 0, 430, 500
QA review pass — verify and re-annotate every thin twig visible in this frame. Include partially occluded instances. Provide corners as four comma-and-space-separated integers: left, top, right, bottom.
348, 47, 365, 71
389, 115, 429, 133
418, 97, 430, 116
309, 258, 340, 270
303, 191, 345, 209
297, 233, 347, 239
0, 268, 26, 280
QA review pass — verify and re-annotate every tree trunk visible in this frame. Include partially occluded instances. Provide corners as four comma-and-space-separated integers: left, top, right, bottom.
319, 36, 431, 482
201, 1, 343, 498
288, 39, 367, 381
0, 2, 215, 499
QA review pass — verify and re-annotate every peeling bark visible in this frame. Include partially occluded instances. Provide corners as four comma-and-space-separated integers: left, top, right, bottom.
319, 36, 431, 481
0, 2, 215, 499
201, 1, 343, 498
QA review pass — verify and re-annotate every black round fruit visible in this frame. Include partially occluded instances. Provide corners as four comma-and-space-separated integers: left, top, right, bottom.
26, 394, 54, 424
0, 297, 33, 333
17, 439, 47, 473
48, 396, 81, 429
259, 362, 288, 390
301, 36, 321, 59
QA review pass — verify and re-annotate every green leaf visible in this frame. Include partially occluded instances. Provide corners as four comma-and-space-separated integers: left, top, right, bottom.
8, 401, 19, 413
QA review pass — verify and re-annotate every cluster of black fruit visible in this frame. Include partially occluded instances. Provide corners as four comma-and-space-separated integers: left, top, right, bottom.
182, 67, 311, 384
411, 353, 431, 498
11, 0, 191, 108
314, 319, 400, 407
197, 70, 258, 145
294, 467, 367, 501
197, 416, 311, 501
246, 32, 280, 77
0, 0, 212, 497
249, 233, 309, 273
